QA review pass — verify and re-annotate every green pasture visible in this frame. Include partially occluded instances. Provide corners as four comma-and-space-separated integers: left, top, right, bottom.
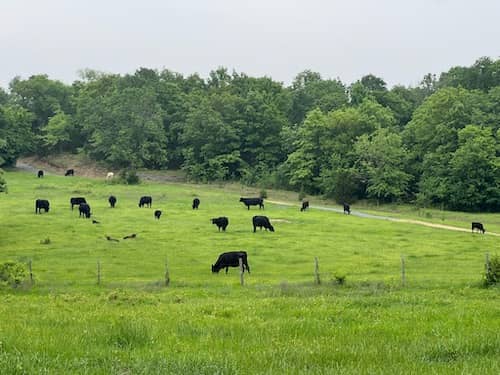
0, 171, 499, 374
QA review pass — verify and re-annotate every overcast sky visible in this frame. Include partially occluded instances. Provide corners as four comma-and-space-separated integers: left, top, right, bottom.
1, 0, 499, 89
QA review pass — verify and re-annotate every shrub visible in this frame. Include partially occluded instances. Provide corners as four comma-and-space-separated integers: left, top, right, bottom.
0, 261, 26, 287
298, 191, 306, 201
119, 170, 141, 185
259, 189, 268, 199
334, 274, 346, 285
40, 238, 51, 245
483, 255, 500, 286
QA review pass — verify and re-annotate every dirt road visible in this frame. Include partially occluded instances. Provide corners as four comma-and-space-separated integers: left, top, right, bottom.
267, 199, 500, 236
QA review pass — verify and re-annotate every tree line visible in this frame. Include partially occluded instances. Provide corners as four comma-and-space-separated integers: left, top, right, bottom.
1, 57, 500, 211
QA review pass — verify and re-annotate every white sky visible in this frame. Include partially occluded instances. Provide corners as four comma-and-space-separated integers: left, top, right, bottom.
1, 0, 499, 89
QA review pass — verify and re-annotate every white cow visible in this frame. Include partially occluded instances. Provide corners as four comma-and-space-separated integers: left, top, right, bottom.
106, 172, 114, 180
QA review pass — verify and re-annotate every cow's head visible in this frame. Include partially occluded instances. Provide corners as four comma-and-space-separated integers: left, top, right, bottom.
239, 198, 244, 202
211, 264, 220, 273
269, 225, 275, 232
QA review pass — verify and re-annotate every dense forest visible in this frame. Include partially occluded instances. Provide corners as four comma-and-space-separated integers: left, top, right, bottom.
1, 57, 500, 210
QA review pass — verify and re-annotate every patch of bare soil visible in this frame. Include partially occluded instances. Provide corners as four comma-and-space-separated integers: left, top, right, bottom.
16, 155, 108, 178
136, 171, 186, 183
16, 155, 187, 182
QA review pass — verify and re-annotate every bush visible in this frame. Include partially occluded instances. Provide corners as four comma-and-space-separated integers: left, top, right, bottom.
259, 189, 268, 199
0, 261, 26, 287
334, 274, 346, 285
298, 191, 306, 201
119, 170, 141, 185
483, 255, 500, 286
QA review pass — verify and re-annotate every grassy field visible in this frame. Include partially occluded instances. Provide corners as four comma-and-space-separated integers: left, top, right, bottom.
0, 171, 499, 374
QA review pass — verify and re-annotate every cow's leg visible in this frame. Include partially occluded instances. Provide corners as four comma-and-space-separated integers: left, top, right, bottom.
225, 267, 229, 274
253, 225, 256, 233
247, 205, 250, 210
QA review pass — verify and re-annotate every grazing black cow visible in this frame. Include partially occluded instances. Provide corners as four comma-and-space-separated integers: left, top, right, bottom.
108, 195, 117, 208
154, 210, 162, 219
240, 197, 264, 210
211, 217, 229, 232
123, 233, 137, 240
35, 199, 50, 214
211, 251, 250, 274
70, 197, 87, 210
79, 203, 91, 218
192, 198, 200, 210
138, 196, 152, 208
472, 222, 485, 234
252, 215, 274, 232
37, 170, 44, 178
343, 203, 351, 215
65, 169, 74, 176
301, 200, 309, 212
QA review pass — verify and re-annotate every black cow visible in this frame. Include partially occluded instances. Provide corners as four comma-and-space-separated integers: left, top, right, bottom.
79, 203, 91, 218
65, 169, 74, 176
154, 210, 162, 219
343, 203, 351, 215
70, 197, 87, 210
472, 222, 485, 234
192, 198, 200, 210
37, 170, 44, 178
240, 197, 264, 210
108, 195, 117, 208
301, 200, 309, 212
35, 199, 50, 214
212, 251, 250, 274
211, 217, 229, 232
252, 215, 274, 232
139, 196, 152, 208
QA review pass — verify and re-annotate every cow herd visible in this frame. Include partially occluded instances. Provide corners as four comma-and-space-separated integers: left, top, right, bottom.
31, 169, 487, 276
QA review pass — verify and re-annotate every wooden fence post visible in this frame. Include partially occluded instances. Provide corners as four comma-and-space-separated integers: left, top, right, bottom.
485, 252, 490, 274
165, 259, 170, 287
401, 255, 406, 287
28, 259, 33, 285
314, 257, 321, 285
239, 257, 244, 286
97, 261, 101, 285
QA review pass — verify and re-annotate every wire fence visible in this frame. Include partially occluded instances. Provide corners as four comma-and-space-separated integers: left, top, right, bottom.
15, 252, 493, 290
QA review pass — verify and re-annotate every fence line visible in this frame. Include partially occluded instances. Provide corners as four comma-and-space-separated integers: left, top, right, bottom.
21, 255, 492, 289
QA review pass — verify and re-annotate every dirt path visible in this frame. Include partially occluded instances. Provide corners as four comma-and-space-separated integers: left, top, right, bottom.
267, 199, 500, 236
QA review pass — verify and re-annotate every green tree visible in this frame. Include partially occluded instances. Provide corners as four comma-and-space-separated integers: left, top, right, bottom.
289, 70, 347, 125
0, 104, 34, 166
39, 111, 74, 153
180, 100, 241, 181
9, 75, 73, 135
447, 126, 500, 211
78, 83, 167, 168
354, 128, 411, 202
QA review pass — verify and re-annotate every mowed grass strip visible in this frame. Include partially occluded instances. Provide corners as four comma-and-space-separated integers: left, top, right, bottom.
0, 171, 499, 374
